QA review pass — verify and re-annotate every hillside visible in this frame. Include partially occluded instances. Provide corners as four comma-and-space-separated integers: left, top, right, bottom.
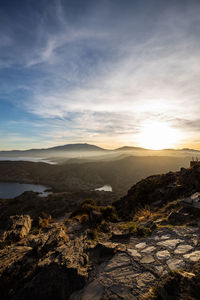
1, 166, 200, 299
0, 156, 190, 195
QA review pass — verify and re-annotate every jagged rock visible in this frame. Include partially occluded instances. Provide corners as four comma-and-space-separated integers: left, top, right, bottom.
0, 217, 89, 300
7, 215, 32, 241
39, 226, 69, 254
2, 166, 200, 299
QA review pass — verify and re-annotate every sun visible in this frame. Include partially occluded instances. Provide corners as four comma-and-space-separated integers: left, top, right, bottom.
137, 122, 181, 150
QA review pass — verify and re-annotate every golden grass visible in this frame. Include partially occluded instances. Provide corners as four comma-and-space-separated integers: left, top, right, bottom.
134, 205, 151, 222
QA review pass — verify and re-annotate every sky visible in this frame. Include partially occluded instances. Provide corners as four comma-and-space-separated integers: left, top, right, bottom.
1, 0, 200, 150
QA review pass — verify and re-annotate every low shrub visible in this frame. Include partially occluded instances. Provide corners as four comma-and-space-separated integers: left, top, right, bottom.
100, 206, 118, 222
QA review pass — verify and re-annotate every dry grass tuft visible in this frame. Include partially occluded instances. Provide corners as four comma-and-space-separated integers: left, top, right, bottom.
134, 205, 151, 222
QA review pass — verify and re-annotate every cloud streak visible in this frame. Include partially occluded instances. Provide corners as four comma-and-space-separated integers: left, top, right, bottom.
1, 0, 200, 149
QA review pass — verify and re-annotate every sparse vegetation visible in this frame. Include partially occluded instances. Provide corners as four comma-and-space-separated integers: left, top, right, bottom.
38, 213, 52, 228
71, 198, 118, 228
134, 205, 151, 222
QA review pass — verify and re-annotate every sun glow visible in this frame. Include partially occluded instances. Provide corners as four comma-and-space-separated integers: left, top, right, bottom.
137, 122, 181, 150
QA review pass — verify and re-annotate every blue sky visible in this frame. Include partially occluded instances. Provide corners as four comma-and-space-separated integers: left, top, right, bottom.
1, 0, 200, 150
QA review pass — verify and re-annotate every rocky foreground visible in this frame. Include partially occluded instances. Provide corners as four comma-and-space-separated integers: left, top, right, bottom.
1, 166, 200, 299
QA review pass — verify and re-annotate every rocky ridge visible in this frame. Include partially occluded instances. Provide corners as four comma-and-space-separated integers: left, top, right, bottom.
1, 166, 200, 299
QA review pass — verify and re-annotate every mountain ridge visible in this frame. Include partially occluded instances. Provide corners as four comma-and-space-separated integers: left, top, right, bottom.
1, 142, 200, 154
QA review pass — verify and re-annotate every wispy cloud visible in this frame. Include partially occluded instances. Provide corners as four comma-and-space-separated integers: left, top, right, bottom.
1, 0, 200, 149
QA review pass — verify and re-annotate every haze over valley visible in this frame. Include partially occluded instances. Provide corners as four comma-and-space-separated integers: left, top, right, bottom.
0, 142, 194, 197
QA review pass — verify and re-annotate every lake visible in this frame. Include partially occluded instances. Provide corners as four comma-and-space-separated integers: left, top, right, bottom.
0, 182, 50, 199
0, 157, 56, 164
95, 184, 113, 192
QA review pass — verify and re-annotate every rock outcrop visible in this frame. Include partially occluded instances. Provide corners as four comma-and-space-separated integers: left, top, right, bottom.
1, 166, 200, 299
114, 166, 200, 220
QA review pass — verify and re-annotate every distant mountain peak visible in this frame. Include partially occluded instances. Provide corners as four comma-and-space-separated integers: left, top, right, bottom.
115, 146, 147, 151
49, 143, 107, 151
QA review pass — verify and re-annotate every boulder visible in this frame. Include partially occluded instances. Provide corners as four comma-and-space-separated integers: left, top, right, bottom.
7, 215, 32, 241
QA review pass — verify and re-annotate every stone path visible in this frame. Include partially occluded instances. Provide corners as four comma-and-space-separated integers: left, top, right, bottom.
127, 226, 200, 275
70, 226, 200, 300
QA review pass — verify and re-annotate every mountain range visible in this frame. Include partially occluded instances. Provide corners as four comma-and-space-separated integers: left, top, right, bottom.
1, 143, 200, 155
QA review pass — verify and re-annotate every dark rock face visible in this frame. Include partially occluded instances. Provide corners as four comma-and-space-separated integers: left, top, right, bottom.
168, 210, 189, 225
12, 264, 86, 300
8, 215, 32, 240
0, 220, 88, 300
0, 215, 32, 248
114, 166, 200, 220
154, 263, 200, 300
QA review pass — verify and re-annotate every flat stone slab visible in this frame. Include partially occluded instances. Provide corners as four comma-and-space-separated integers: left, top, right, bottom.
135, 242, 146, 249
174, 244, 193, 254
167, 258, 185, 271
127, 249, 141, 258
141, 246, 156, 253
156, 250, 171, 260
184, 251, 200, 262
157, 239, 182, 249
140, 255, 155, 264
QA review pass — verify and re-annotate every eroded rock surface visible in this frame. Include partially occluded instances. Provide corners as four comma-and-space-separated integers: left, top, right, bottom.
2, 166, 200, 299
69, 225, 200, 299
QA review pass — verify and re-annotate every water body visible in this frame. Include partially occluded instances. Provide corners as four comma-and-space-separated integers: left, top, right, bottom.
95, 184, 113, 192
0, 182, 50, 199
0, 157, 56, 164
